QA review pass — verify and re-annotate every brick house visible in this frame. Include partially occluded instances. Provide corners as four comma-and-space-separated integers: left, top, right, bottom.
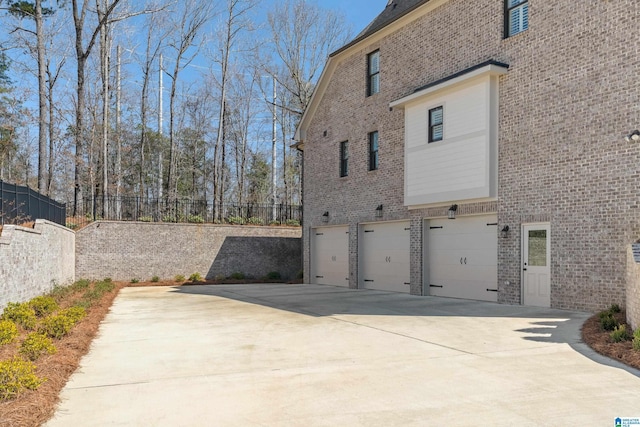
294, 0, 640, 318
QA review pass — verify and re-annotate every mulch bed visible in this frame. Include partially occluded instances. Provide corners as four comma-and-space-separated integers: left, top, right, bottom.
0, 283, 124, 427
581, 310, 640, 370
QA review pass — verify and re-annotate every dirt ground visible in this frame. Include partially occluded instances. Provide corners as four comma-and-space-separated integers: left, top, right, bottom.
581, 310, 640, 370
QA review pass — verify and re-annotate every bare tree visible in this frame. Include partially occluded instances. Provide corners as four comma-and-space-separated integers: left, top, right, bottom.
165, 0, 211, 201
266, 0, 350, 115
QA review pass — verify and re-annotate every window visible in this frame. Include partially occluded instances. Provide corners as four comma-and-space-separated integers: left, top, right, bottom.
340, 141, 349, 177
367, 50, 380, 96
368, 131, 379, 171
428, 106, 443, 143
505, 0, 528, 37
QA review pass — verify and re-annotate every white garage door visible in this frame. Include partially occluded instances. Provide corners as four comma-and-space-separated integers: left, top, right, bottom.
360, 221, 411, 293
427, 214, 498, 302
310, 226, 349, 287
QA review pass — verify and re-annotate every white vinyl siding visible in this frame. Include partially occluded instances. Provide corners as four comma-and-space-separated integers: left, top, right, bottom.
507, 0, 529, 37
403, 78, 497, 206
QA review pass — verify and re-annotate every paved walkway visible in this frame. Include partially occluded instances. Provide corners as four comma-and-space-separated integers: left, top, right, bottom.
46, 284, 640, 426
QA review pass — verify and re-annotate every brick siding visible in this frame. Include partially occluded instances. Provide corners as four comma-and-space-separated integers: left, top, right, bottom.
302, 0, 640, 313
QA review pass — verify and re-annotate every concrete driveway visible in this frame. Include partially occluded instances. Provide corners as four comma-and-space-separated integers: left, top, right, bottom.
46, 284, 640, 426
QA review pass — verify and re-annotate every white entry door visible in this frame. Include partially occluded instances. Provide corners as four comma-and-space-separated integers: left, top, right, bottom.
522, 224, 551, 307
360, 221, 411, 293
310, 226, 349, 287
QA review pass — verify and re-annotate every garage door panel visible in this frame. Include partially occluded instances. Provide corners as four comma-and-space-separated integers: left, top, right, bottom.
311, 226, 349, 287
361, 221, 410, 293
428, 214, 497, 302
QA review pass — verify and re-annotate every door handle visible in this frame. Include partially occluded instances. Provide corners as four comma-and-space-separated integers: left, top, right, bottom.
523, 268, 527, 271
460, 258, 463, 264
464, 257, 467, 265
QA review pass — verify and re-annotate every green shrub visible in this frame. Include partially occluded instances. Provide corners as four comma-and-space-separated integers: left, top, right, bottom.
285, 219, 300, 227
103, 277, 112, 283
174, 275, 186, 282
19, 333, 57, 361
609, 303, 622, 313
138, 216, 153, 222
0, 357, 44, 400
130, 278, 139, 284
71, 279, 91, 291
187, 214, 204, 224
599, 312, 618, 331
1, 303, 37, 330
246, 217, 263, 225
189, 272, 203, 282
265, 271, 281, 280
60, 307, 87, 323
66, 222, 78, 230
229, 272, 245, 280
0, 321, 18, 345
151, 276, 160, 282
83, 280, 115, 302
48, 284, 71, 302
268, 221, 279, 226
38, 314, 76, 339
632, 328, 640, 351
28, 296, 59, 317
610, 324, 630, 343
227, 216, 245, 225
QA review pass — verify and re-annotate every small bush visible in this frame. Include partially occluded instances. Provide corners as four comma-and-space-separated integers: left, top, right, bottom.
285, 219, 300, 227
48, 284, 71, 302
103, 277, 112, 283
246, 217, 263, 225
189, 272, 203, 282
38, 314, 76, 339
609, 303, 622, 313
0, 357, 44, 401
83, 280, 115, 302
268, 221, 279, 226
187, 214, 204, 224
71, 279, 91, 292
73, 299, 92, 310
66, 222, 78, 230
28, 296, 59, 317
0, 321, 18, 345
599, 312, 618, 331
227, 216, 245, 225
138, 216, 153, 222
151, 276, 160, 282
633, 328, 640, 351
1, 303, 37, 330
162, 215, 177, 223
229, 272, 245, 280
130, 278, 139, 284
60, 307, 87, 323
19, 333, 57, 361
265, 271, 281, 280
610, 324, 630, 343
174, 275, 186, 282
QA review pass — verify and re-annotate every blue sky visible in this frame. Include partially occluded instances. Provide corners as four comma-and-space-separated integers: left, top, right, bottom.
321, 0, 388, 34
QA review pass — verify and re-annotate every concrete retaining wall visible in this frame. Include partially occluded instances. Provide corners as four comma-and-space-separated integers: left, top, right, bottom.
0, 220, 75, 312
76, 221, 302, 282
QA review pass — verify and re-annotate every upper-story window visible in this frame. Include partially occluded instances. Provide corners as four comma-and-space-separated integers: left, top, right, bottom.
506, 0, 528, 37
368, 131, 379, 171
340, 141, 349, 177
428, 106, 443, 143
367, 50, 380, 96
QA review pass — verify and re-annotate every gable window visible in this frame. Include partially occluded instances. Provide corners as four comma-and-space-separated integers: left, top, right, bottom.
505, 0, 528, 37
428, 106, 443, 143
369, 131, 379, 171
340, 141, 349, 177
367, 50, 380, 96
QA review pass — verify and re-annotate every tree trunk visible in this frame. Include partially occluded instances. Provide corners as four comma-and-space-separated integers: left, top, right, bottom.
35, 0, 47, 194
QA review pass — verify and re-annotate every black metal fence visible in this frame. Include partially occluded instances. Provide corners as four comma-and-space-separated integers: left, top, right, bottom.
0, 180, 66, 226
69, 196, 302, 229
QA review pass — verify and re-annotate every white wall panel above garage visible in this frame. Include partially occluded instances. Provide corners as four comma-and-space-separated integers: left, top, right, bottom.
310, 226, 349, 287
360, 221, 411, 293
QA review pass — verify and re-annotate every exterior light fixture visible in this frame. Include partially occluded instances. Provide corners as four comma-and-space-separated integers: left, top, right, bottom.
322, 211, 329, 223
501, 225, 510, 238
447, 204, 458, 220
625, 130, 640, 143
376, 204, 383, 218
